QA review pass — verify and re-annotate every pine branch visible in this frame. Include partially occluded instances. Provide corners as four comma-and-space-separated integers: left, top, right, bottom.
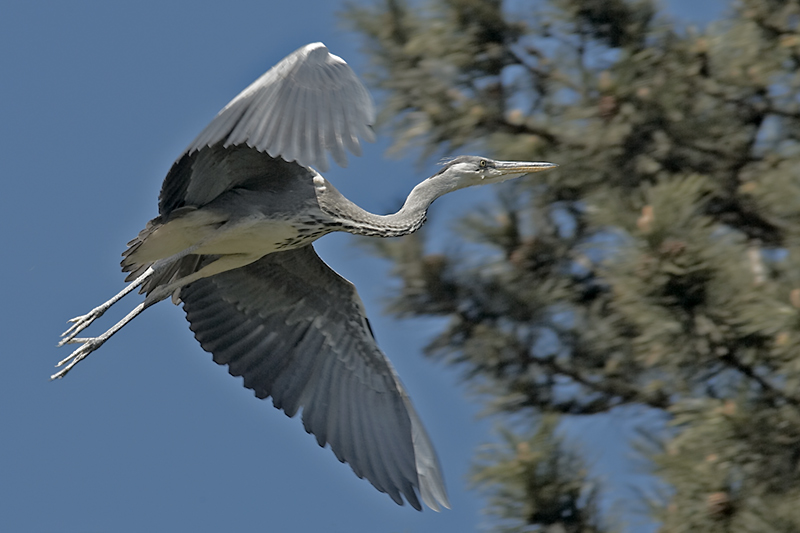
535, 353, 671, 412
719, 352, 800, 408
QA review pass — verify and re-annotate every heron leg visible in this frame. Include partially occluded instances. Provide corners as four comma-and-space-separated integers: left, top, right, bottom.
58, 267, 155, 346
144, 253, 262, 305
52, 300, 149, 380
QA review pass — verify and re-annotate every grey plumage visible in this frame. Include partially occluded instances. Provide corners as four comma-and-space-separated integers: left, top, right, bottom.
180, 247, 445, 509
56, 42, 556, 512
187, 43, 374, 172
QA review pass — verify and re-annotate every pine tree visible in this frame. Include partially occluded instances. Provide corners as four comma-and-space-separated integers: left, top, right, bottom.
472, 416, 607, 533
344, 0, 800, 530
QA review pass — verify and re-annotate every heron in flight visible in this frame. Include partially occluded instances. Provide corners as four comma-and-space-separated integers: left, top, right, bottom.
55, 42, 556, 511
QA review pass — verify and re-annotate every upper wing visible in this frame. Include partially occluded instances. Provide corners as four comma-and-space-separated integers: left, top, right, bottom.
156, 143, 311, 216
156, 43, 374, 216
179, 246, 449, 511
187, 42, 374, 173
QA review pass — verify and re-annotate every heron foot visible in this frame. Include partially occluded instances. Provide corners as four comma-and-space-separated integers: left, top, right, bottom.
59, 306, 108, 346
53, 301, 147, 380
51, 336, 106, 380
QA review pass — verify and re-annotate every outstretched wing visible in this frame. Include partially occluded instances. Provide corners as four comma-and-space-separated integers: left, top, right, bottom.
179, 246, 449, 511
188, 42, 374, 172
156, 42, 374, 217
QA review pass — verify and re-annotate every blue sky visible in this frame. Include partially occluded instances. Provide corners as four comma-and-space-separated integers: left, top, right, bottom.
1, 1, 726, 532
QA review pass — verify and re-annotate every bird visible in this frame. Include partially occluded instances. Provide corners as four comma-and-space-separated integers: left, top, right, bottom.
54, 42, 557, 511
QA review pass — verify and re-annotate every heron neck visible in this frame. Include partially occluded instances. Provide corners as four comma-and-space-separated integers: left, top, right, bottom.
320, 172, 462, 238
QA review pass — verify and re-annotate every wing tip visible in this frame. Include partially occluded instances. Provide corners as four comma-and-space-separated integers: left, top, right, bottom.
419, 476, 451, 512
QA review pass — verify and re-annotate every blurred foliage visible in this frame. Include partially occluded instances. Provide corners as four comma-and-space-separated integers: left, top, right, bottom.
344, 0, 800, 531
472, 416, 607, 533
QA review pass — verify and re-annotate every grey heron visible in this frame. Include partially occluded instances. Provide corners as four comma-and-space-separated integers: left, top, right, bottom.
55, 42, 556, 511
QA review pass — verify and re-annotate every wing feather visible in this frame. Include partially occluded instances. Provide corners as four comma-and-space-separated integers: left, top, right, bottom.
301, 346, 337, 447
155, 43, 372, 216
186, 42, 373, 172
325, 81, 349, 169
272, 325, 326, 417
180, 246, 449, 511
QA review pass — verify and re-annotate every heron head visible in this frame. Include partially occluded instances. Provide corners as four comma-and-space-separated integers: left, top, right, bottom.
439, 155, 557, 188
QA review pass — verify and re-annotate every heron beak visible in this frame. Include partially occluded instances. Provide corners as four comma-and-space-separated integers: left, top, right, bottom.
495, 161, 558, 175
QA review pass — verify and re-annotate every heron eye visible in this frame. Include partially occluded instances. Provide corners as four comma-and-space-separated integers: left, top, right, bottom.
479, 160, 487, 168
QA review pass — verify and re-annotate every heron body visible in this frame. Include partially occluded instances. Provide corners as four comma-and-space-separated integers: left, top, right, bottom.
122, 147, 332, 291
56, 42, 556, 511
